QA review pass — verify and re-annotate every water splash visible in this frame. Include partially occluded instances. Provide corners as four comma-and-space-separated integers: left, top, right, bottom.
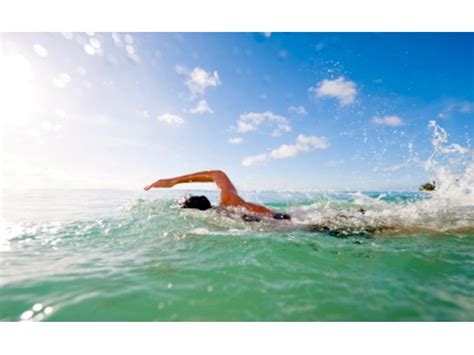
424, 121, 473, 205
290, 121, 473, 235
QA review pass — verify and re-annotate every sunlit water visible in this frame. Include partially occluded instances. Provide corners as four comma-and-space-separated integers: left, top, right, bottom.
1, 187, 473, 321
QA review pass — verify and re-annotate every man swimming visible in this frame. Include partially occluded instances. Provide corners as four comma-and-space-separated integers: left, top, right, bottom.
144, 170, 290, 220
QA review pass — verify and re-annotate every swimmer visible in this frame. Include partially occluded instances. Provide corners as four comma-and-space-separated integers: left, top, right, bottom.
144, 170, 290, 221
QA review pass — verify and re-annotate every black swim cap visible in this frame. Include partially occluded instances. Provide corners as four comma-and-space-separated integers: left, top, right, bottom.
180, 195, 212, 211
273, 212, 291, 220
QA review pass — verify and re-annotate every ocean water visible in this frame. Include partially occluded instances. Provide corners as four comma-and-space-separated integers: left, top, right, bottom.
1, 187, 473, 321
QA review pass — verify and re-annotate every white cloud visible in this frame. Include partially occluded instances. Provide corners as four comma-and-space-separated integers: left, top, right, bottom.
288, 105, 307, 115
309, 77, 357, 106
229, 137, 243, 144
158, 113, 184, 126
242, 134, 329, 166
177, 66, 221, 97
270, 144, 300, 159
242, 153, 268, 167
296, 134, 329, 150
190, 99, 213, 114
372, 115, 404, 127
235, 111, 291, 137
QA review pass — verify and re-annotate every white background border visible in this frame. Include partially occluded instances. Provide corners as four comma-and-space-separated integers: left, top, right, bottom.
1, 0, 474, 31
1, 322, 473, 354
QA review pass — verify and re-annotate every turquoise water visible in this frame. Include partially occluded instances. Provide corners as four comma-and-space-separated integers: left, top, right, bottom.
1, 189, 473, 321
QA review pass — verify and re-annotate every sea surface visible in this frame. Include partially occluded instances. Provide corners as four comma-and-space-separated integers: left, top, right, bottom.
1, 188, 473, 321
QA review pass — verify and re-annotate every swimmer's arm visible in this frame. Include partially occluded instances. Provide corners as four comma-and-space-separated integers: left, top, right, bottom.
144, 170, 237, 193
240, 201, 275, 217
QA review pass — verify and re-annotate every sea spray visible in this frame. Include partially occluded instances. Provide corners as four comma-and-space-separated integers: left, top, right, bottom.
289, 121, 473, 234
424, 121, 473, 205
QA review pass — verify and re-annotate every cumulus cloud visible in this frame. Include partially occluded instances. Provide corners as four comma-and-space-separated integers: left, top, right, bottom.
372, 115, 404, 127
309, 77, 357, 106
229, 137, 243, 144
242, 153, 268, 167
235, 111, 291, 137
176, 66, 221, 97
242, 134, 329, 166
190, 99, 213, 114
288, 105, 307, 115
158, 113, 184, 126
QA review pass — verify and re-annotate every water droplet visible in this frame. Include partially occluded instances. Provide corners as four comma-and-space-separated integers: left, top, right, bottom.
32, 313, 44, 321
84, 44, 95, 56
126, 45, 135, 55
167, 283, 173, 288
33, 44, 48, 57
124, 34, 133, 44
43, 306, 53, 315
90, 38, 101, 49
20, 310, 34, 321
53, 73, 71, 88
32, 303, 43, 312
207, 285, 213, 292
112, 32, 123, 47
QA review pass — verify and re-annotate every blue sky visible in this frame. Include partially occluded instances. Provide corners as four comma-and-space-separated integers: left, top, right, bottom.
1, 32, 473, 191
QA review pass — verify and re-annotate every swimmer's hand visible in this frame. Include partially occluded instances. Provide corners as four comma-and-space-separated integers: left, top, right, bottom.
144, 178, 174, 191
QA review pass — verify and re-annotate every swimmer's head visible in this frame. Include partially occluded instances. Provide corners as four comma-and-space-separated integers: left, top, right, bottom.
179, 195, 212, 211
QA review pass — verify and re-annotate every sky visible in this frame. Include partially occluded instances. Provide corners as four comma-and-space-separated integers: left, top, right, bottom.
1, 32, 473, 191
